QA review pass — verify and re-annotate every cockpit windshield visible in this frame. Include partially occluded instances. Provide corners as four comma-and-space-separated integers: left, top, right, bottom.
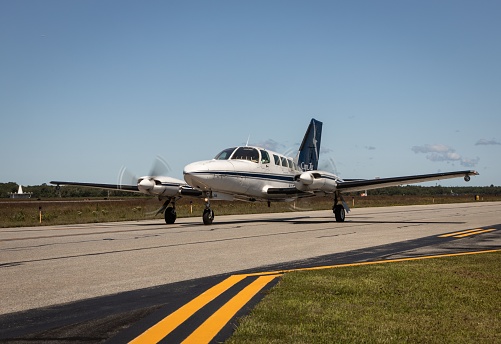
214, 147, 236, 160
231, 147, 260, 163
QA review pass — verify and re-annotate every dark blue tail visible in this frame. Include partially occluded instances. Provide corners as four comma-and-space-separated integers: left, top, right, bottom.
296, 118, 322, 171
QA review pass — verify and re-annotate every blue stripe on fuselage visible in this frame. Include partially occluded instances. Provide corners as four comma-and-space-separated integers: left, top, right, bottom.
189, 171, 295, 183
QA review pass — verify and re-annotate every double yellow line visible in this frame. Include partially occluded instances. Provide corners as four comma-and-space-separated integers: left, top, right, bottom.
130, 274, 281, 343
439, 228, 496, 238
130, 245, 500, 343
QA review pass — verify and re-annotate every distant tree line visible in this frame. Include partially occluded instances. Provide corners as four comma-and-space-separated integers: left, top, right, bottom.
0, 183, 144, 199
1, 182, 500, 199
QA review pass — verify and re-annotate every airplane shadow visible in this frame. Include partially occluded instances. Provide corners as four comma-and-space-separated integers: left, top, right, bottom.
134, 216, 465, 227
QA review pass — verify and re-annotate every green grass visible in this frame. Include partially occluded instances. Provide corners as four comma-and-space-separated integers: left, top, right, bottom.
227, 251, 501, 344
1, 195, 499, 228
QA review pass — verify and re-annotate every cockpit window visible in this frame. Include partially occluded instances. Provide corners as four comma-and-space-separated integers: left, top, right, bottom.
260, 150, 270, 164
215, 147, 236, 160
231, 147, 260, 163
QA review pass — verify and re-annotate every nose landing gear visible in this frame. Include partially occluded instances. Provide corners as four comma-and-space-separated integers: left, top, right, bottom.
203, 208, 214, 225
202, 192, 214, 225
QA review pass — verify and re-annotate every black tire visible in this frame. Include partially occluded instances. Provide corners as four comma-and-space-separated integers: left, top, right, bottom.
203, 209, 214, 225
164, 206, 177, 224
334, 204, 345, 222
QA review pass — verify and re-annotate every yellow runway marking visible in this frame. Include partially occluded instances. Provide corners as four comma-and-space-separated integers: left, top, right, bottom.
130, 249, 500, 343
455, 228, 496, 238
439, 228, 496, 238
182, 275, 281, 344
244, 249, 501, 277
129, 274, 246, 344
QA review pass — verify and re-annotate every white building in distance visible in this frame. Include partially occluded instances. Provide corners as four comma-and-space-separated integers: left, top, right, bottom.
9, 185, 33, 199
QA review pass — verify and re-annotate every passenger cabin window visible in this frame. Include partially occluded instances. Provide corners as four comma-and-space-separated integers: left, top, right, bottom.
231, 147, 260, 163
287, 159, 293, 169
215, 147, 236, 160
260, 150, 270, 164
273, 154, 280, 165
281, 157, 288, 167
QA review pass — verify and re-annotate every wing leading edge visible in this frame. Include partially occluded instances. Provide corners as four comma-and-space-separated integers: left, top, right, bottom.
50, 181, 139, 192
336, 170, 479, 193
266, 170, 478, 197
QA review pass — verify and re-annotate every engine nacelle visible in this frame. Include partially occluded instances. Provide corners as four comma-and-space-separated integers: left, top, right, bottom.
137, 176, 185, 197
294, 171, 338, 192
152, 184, 182, 197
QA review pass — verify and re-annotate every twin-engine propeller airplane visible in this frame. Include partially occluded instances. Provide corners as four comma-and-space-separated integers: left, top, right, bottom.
51, 118, 478, 225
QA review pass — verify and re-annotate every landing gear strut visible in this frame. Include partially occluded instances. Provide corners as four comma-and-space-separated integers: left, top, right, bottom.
333, 192, 346, 222
202, 192, 214, 225
158, 198, 177, 224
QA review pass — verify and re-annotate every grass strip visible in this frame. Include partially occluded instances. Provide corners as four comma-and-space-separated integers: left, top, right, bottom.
227, 251, 501, 344
2, 196, 500, 228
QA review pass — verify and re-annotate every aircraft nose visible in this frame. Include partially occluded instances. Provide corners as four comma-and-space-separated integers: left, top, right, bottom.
184, 160, 235, 190
183, 162, 208, 188
183, 162, 207, 176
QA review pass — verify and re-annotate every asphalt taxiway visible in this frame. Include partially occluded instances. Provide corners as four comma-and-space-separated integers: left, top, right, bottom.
1, 202, 500, 342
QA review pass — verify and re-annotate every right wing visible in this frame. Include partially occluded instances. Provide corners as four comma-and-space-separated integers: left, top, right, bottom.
50, 181, 139, 192
50, 178, 203, 198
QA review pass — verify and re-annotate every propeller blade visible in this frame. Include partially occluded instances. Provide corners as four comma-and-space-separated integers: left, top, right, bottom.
150, 155, 171, 177
117, 166, 138, 189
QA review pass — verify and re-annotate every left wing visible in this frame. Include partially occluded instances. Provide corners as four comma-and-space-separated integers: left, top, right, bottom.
274, 170, 479, 196
336, 170, 478, 193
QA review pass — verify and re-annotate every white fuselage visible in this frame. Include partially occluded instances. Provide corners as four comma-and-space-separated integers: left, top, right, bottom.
183, 146, 303, 201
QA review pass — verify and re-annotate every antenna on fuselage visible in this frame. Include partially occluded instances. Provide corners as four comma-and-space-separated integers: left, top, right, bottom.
246, 134, 251, 146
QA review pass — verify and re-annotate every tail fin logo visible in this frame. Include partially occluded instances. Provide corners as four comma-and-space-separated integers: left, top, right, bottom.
297, 118, 323, 171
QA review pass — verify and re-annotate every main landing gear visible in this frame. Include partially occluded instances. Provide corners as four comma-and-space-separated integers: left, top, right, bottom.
159, 197, 177, 224
164, 206, 177, 224
203, 192, 214, 225
159, 193, 215, 225
333, 192, 346, 222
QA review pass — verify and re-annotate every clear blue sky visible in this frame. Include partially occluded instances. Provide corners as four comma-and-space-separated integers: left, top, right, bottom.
1, 1, 500, 187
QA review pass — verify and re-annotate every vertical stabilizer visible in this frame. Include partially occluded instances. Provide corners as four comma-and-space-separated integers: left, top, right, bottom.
296, 118, 322, 171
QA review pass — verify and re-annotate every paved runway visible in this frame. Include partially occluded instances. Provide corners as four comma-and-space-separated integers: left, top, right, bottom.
1, 202, 500, 341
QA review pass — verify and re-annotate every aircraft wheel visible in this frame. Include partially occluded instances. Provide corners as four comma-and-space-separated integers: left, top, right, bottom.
203, 209, 214, 225
164, 206, 177, 224
334, 204, 345, 222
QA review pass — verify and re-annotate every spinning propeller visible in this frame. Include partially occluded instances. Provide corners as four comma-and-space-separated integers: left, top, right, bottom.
117, 155, 171, 191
